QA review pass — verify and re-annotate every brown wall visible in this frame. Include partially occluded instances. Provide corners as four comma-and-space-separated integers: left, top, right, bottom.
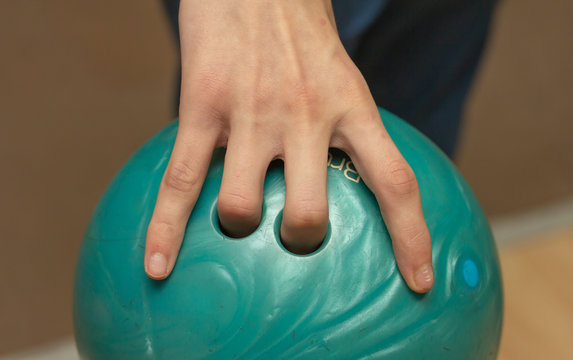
458, 0, 573, 214
0, 0, 175, 354
1, 0, 572, 355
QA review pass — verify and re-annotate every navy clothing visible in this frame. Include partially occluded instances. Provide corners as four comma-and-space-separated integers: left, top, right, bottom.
161, 0, 498, 158
331, 0, 388, 53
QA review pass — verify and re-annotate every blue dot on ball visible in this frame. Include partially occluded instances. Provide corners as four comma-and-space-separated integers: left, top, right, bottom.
463, 259, 480, 288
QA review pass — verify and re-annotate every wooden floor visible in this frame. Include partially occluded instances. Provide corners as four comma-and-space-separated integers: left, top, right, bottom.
497, 227, 573, 360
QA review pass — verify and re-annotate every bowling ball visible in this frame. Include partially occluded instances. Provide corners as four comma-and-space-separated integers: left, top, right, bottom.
73, 108, 503, 359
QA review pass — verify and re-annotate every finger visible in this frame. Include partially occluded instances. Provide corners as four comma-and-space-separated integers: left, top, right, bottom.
339, 108, 433, 293
281, 134, 330, 254
217, 128, 273, 237
145, 122, 218, 280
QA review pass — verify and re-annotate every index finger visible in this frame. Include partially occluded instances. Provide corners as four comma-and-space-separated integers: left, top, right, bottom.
144, 123, 218, 280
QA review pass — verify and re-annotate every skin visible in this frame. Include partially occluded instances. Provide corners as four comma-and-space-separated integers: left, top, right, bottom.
144, 0, 434, 293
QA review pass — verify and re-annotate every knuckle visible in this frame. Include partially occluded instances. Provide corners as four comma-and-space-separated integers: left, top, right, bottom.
164, 162, 200, 193
350, 108, 383, 129
217, 191, 260, 223
285, 200, 328, 231
196, 70, 224, 98
399, 225, 430, 252
284, 82, 318, 114
185, 71, 227, 114
386, 160, 418, 197
338, 108, 384, 139
339, 73, 368, 99
281, 200, 328, 254
253, 87, 274, 113
147, 219, 179, 244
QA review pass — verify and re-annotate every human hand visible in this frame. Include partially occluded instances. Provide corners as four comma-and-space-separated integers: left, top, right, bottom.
144, 0, 434, 293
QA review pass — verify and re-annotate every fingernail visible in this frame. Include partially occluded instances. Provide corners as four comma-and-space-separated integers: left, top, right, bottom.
148, 252, 168, 279
414, 263, 434, 292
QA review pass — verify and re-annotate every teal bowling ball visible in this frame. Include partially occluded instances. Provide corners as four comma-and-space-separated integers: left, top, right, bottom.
73, 108, 503, 359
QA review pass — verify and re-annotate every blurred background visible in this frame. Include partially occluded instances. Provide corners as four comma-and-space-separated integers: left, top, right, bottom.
1, 0, 571, 359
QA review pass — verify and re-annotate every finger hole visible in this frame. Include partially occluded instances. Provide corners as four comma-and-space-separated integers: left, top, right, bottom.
281, 139, 330, 254
274, 210, 331, 256
280, 197, 329, 254
211, 200, 266, 240
216, 135, 272, 238
217, 191, 262, 238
